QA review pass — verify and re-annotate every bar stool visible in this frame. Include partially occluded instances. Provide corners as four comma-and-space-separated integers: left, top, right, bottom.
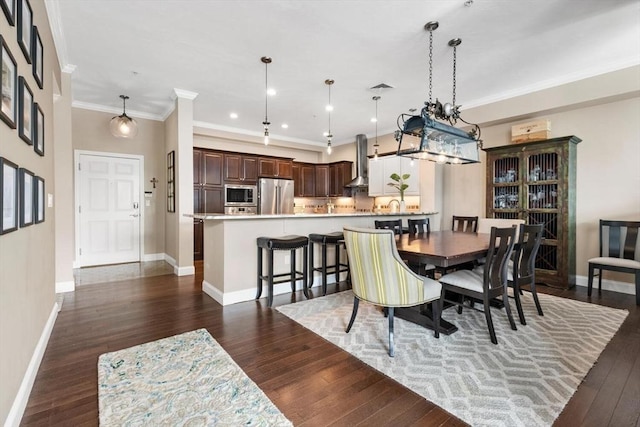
308, 232, 350, 296
257, 235, 309, 307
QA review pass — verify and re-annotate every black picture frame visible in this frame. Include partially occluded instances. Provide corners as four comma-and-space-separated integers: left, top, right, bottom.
18, 76, 33, 145
167, 151, 175, 212
0, 157, 19, 234
18, 167, 33, 227
1, 35, 17, 128
1, 0, 15, 26
32, 25, 43, 89
34, 175, 44, 223
16, 0, 31, 63
33, 102, 44, 155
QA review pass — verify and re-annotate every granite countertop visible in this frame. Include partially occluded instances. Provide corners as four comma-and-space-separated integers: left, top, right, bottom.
188, 211, 438, 220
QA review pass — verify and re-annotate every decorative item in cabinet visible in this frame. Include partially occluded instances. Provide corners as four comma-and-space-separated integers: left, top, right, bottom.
484, 136, 580, 289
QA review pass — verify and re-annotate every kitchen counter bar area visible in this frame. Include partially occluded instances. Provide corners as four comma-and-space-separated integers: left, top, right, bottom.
190, 212, 436, 305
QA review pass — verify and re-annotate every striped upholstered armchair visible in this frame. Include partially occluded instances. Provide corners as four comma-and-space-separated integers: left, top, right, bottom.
342, 226, 442, 357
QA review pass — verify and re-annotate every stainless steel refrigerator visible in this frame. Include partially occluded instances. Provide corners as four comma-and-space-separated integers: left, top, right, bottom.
258, 178, 294, 214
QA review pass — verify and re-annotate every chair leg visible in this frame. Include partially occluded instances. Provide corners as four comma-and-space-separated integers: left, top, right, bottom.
345, 297, 359, 333
256, 247, 263, 300
388, 307, 395, 357
635, 272, 640, 306
431, 300, 440, 339
587, 263, 594, 296
308, 242, 314, 289
456, 294, 464, 314
321, 242, 328, 296
302, 246, 310, 299
530, 280, 544, 316
267, 249, 274, 308
503, 286, 517, 331
597, 267, 603, 293
484, 297, 497, 345
290, 249, 296, 292
512, 282, 526, 325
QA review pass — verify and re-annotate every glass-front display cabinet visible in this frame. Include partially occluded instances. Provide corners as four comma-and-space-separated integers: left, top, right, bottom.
484, 136, 581, 288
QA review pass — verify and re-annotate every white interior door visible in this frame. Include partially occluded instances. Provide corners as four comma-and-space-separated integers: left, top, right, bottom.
77, 153, 141, 267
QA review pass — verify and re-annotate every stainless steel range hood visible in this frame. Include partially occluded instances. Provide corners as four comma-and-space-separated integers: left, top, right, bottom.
345, 134, 368, 187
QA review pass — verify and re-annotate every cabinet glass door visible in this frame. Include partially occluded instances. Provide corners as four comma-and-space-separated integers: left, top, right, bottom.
525, 151, 559, 272
491, 155, 520, 219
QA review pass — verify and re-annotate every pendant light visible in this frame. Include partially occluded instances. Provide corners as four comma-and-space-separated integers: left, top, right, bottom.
325, 79, 334, 154
395, 21, 482, 164
372, 96, 380, 160
109, 95, 138, 138
261, 56, 272, 145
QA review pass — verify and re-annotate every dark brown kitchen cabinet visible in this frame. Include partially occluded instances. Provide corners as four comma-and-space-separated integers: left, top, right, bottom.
329, 161, 353, 196
314, 165, 330, 197
224, 153, 257, 182
258, 157, 293, 179
292, 162, 316, 197
193, 149, 224, 260
483, 136, 580, 288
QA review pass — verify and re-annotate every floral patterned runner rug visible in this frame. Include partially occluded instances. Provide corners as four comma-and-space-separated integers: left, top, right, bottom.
98, 329, 292, 426
277, 290, 628, 427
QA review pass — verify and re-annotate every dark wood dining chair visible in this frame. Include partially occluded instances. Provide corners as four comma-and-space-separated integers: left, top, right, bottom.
509, 223, 544, 324
588, 220, 640, 305
452, 215, 478, 233
408, 218, 430, 234
374, 219, 403, 235
438, 226, 518, 344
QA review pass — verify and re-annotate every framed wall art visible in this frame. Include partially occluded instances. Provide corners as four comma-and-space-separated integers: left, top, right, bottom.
167, 150, 175, 212
1, 35, 17, 128
33, 102, 43, 155
34, 175, 44, 223
1, 0, 15, 26
18, 76, 33, 144
18, 167, 33, 227
32, 25, 43, 89
16, 0, 31, 63
0, 157, 19, 234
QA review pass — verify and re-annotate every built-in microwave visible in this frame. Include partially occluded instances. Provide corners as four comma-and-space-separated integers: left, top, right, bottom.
224, 184, 257, 206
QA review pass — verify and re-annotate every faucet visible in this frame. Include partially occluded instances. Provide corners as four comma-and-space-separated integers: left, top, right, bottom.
326, 198, 335, 214
388, 199, 400, 213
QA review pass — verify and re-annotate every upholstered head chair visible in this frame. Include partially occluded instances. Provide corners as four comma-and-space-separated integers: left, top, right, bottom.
342, 226, 442, 357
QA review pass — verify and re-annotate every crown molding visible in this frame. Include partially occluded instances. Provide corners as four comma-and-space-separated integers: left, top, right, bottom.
173, 89, 199, 100
192, 121, 326, 147
72, 101, 164, 121
44, 0, 70, 72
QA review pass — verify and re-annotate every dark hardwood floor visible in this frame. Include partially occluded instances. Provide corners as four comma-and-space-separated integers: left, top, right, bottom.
21, 263, 640, 426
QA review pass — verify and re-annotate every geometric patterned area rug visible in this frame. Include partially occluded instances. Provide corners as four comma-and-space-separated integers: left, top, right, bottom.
277, 291, 628, 427
98, 329, 292, 426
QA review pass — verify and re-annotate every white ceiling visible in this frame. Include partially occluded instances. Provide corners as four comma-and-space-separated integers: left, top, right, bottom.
48, 0, 640, 148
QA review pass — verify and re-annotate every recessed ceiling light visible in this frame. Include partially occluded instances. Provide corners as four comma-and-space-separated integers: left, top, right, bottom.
267, 88, 276, 96
323, 131, 329, 137
281, 123, 288, 129
229, 112, 238, 119
371, 117, 377, 123
325, 105, 334, 112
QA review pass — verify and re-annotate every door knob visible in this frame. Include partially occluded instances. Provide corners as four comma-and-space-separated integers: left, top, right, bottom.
130, 213, 140, 217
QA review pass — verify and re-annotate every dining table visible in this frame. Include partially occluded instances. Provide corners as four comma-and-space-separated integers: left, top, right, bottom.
394, 230, 492, 335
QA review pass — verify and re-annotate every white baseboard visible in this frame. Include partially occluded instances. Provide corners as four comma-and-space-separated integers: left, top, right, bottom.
202, 273, 346, 306
175, 265, 195, 276
142, 253, 165, 262
55, 280, 75, 293
5, 302, 59, 427
575, 274, 636, 295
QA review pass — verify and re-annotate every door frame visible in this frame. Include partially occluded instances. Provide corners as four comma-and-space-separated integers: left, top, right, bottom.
73, 150, 145, 268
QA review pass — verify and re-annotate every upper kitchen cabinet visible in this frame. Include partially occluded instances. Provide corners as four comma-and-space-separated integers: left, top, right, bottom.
484, 136, 580, 288
329, 161, 353, 197
292, 162, 316, 197
314, 164, 330, 197
368, 155, 419, 197
224, 153, 257, 182
258, 157, 293, 179
194, 150, 223, 187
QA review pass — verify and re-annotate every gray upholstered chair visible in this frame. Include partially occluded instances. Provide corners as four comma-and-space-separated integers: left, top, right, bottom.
343, 226, 442, 357
438, 226, 517, 344
588, 220, 640, 305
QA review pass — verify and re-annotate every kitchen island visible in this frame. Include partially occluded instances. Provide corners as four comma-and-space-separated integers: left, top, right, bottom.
188, 212, 437, 305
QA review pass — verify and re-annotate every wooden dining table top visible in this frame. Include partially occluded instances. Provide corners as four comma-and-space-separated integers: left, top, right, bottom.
396, 230, 491, 268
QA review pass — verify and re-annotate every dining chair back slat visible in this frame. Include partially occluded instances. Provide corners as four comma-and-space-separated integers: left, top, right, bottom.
452, 216, 478, 233
375, 219, 403, 235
